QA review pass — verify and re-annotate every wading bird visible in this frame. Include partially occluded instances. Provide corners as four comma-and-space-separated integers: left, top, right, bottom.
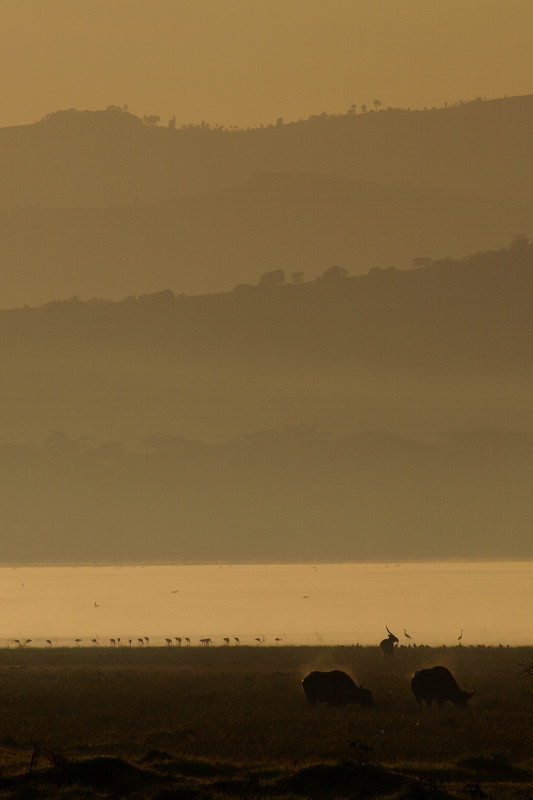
175, 637, 182, 645
165, 638, 172, 646
46, 639, 52, 647
223, 637, 230, 645
234, 637, 240, 644
457, 629, 464, 645
404, 628, 412, 639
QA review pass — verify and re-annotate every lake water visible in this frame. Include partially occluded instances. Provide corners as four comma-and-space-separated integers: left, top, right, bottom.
1, 562, 532, 648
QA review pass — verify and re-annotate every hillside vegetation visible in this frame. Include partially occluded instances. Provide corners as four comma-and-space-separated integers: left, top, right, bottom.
1, 96, 532, 306
1, 241, 532, 563
3, 97, 533, 208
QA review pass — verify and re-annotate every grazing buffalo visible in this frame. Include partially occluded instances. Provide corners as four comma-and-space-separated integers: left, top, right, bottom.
302, 670, 374, 708
411, 666, 474, 708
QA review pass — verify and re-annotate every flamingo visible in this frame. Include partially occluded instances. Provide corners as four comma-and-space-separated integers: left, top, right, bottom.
137, 638, 144, 646
404, 628, 412, 639
165, 638, 172, 646
175, 637, 182, 645
91, 638, 98, 646
185, 637, 191, 645
26, 639, 32, 646
75, 638, 82, 646
457, 629, 464, 645
110, 638, 116, 647
46, 639, 52, 647
223, 637, 230, 645
234, 637, 240, 645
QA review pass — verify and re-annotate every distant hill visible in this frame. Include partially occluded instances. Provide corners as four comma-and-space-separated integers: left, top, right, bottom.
1, 427, 532, 563
2, 240, 532, 562
1, 239, 532, 446
2, 97, 533, 208
2, 96, 533, 306
1, 171, 531, 308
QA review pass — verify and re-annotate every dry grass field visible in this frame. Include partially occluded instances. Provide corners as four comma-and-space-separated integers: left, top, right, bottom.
0, 644, 532, 798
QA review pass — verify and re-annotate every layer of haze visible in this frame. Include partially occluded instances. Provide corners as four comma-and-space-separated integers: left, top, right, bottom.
2, 0, 533, 129
2, 1, 533, 566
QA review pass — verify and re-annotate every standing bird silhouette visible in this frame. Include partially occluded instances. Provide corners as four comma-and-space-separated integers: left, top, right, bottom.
403, 628, 412, 639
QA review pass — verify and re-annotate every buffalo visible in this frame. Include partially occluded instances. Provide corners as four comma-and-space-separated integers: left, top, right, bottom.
380, 626, 399, 658
302, 670, 374, 707
411, 666, 474, 708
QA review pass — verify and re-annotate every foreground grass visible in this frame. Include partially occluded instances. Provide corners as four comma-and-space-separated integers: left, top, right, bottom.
0, 645, 532, 798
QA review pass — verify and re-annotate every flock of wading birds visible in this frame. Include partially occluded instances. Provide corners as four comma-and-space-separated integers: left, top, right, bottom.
8, 626, 509, 650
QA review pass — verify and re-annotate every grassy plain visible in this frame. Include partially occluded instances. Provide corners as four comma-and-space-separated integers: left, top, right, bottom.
0, 644, 532, 798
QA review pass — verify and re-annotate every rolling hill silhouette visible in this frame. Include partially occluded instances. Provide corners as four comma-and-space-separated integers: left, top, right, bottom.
2, 96, 533, 307
2, 96, 533, 208
1, 172, 531, 308
1, 239, 532, 445
1, 238, 532, 562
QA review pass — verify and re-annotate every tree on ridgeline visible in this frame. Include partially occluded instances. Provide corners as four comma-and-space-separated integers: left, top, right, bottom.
258, 269, 285, 288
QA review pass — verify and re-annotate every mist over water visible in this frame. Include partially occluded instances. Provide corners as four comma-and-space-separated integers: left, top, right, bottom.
2, 562, 532, 648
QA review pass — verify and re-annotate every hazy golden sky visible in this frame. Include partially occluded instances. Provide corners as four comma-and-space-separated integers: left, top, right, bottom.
2, 0, 532, 129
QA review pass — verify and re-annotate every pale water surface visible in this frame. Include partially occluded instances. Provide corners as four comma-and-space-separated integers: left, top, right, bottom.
1, 562, 532, 648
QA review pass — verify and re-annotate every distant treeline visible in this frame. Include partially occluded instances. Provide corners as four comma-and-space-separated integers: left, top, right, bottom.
3, 93, 533, 208
1, 426, 532, 564
1, 238, 532, 368
36, 96, 496, 132
2, 95, 533, 306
